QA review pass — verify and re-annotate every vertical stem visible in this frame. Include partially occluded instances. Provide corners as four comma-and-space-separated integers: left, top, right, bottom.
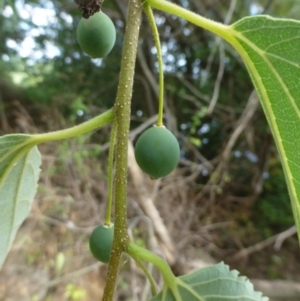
113, 0, 142, 239
104, 121, 117, 226
102, 0, 143, 300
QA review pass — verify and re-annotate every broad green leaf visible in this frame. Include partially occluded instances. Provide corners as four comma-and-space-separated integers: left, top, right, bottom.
228, 16, 300, 237
0, 135, 41, 269
149, 262, 268, 301
149, 0, 300, 240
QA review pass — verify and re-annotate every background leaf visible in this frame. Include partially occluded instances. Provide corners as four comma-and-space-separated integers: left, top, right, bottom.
149, 262, 268, 301
228, 16, 300, 238
0, 134, 41, 269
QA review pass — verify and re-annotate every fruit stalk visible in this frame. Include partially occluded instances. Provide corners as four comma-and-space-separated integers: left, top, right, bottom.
102, 0, 143, 300
143, 2, 165, 126
127, 242, 178, 292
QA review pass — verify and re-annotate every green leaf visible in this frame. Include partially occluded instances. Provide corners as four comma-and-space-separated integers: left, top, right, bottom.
0, 135, 41, 269
148, 0, 300, 240
149, 262, 268, 301
228, 16, 300, 238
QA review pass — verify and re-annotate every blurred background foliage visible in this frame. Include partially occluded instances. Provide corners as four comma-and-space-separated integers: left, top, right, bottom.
1, 0, 300, 300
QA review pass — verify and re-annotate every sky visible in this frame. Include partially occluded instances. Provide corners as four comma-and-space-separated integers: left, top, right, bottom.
3, 0, 63, 60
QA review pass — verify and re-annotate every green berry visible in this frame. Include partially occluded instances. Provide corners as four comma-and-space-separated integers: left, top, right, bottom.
134, 126, 180, 179
76, 11, 116, 58
89, 223, 114, 263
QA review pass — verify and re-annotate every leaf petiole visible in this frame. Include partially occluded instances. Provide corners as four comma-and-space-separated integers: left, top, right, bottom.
147, 0, 234, 44
133, 255, 158, 296
31, 108, 114, 144
127, 242, 180, 298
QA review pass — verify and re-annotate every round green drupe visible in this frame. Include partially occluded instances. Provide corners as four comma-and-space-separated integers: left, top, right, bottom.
134, 126, 180, 179
76, 11, 116, 58
89, 223, 114, 263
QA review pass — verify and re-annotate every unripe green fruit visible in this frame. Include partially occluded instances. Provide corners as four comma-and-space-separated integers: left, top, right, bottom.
89, 223, 114, 263
76, 12, 116, 58
134, 126, 180, 179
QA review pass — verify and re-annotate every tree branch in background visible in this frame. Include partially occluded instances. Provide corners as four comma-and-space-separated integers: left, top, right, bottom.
231, 225, 297, 260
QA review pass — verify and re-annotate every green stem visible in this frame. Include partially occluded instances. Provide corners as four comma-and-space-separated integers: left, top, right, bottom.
147, 0, 234, 45
143, 2, 165, 126
104, 121, 118, 226
133, 256, 158, 296
102, 0, 143, 300
31, 108, 114, 144
127, 242, 177, 291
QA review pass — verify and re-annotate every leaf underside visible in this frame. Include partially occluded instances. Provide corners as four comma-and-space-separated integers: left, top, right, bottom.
0, 135, 41, 269
228, 15, 300, 238
149, 262, 268, 301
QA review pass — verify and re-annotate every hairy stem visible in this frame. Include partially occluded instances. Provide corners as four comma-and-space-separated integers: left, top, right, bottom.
102, 0, 143, 300
105, 121, 117, 226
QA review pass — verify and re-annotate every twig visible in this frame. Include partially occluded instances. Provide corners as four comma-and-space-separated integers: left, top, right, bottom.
200, 0, 237, 88
193, 90, 259, 202
28, 213, 93, 233
36, 263, 101, 299
274, 225, 297, 250
251, 279, 300, 299
231, 225, 297, 260
207, 41, 225, 114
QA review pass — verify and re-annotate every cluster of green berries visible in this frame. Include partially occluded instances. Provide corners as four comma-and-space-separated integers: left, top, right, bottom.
76, 12, 180, 179
78, 12, 180, 263
77, 12, 116, 264
89, 126, 180, 264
